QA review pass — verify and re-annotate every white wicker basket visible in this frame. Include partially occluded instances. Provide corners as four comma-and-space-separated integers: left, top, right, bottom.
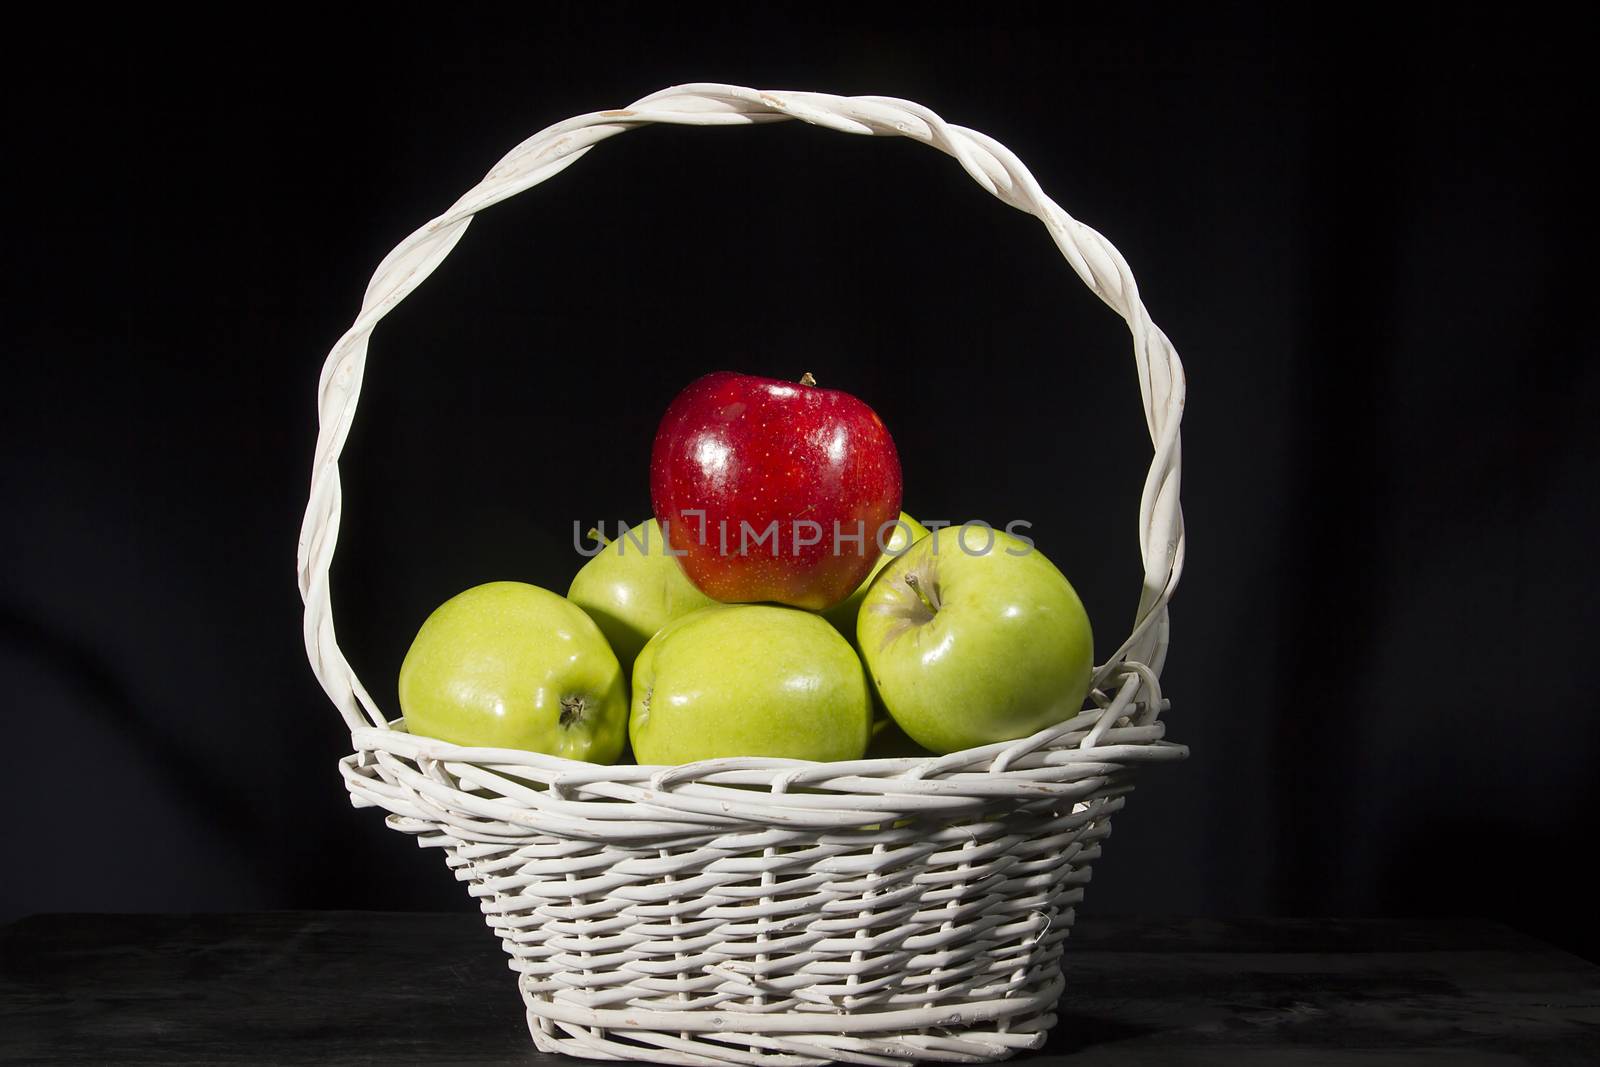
298, 84, 1187, 1066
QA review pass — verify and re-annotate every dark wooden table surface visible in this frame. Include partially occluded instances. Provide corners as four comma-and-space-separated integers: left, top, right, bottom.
3, 912, 1596, 1065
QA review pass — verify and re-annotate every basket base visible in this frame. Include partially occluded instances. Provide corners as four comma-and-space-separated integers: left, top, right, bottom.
528, 1012, 1053, 1066
523, 981, 1060, 1066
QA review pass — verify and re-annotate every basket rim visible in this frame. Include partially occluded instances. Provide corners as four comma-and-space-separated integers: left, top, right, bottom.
351, 698, 1187, 781
341, 680, 1185, 836
296, 83, 1188, 760
349, 643, 1181, 793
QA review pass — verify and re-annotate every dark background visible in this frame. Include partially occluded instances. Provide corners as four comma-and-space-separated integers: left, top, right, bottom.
5, 10, 1595, 962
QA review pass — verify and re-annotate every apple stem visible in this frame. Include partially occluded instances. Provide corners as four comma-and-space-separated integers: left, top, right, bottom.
559, 698, 586, 728
904, 573, 939, 615
799, 372, 817, 386
587, 527, 610, 547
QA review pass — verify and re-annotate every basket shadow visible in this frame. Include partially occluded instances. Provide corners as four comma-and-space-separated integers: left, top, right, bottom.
0, 601, 262, 838
1039, 1010, 1161, 1055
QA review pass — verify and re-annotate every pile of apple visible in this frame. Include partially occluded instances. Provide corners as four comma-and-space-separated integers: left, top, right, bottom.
398, 372, 1094, 764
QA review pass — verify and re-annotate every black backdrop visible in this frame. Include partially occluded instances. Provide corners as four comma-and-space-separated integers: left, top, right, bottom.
5, 11, 1596, 962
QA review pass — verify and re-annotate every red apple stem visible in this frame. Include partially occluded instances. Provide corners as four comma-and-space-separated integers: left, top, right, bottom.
799, 372, 817, 386
904, 573, 939, 615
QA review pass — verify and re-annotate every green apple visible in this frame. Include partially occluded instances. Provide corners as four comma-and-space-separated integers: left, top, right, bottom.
857, 526, 1093, 754
822, 512, 930, 646
398, 581, 627, 762
630, 604, 872, 764
567, 519, 717, 672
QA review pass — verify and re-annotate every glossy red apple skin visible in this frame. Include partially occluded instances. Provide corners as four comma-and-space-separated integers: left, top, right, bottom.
651, 372, 903, 611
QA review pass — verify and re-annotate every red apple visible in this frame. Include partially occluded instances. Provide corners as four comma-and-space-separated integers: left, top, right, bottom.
650, 372, 903, 611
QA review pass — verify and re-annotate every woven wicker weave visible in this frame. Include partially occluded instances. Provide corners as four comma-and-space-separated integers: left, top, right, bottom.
298, 84, 1188, 1065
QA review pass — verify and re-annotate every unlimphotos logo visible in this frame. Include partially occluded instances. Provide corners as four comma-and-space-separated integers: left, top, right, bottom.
574, 518, 1035, 558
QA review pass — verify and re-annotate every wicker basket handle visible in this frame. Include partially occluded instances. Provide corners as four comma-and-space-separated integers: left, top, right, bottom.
297, 84, 1187, 733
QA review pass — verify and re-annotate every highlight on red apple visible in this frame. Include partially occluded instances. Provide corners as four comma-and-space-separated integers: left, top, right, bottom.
649, 371, 903, 611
